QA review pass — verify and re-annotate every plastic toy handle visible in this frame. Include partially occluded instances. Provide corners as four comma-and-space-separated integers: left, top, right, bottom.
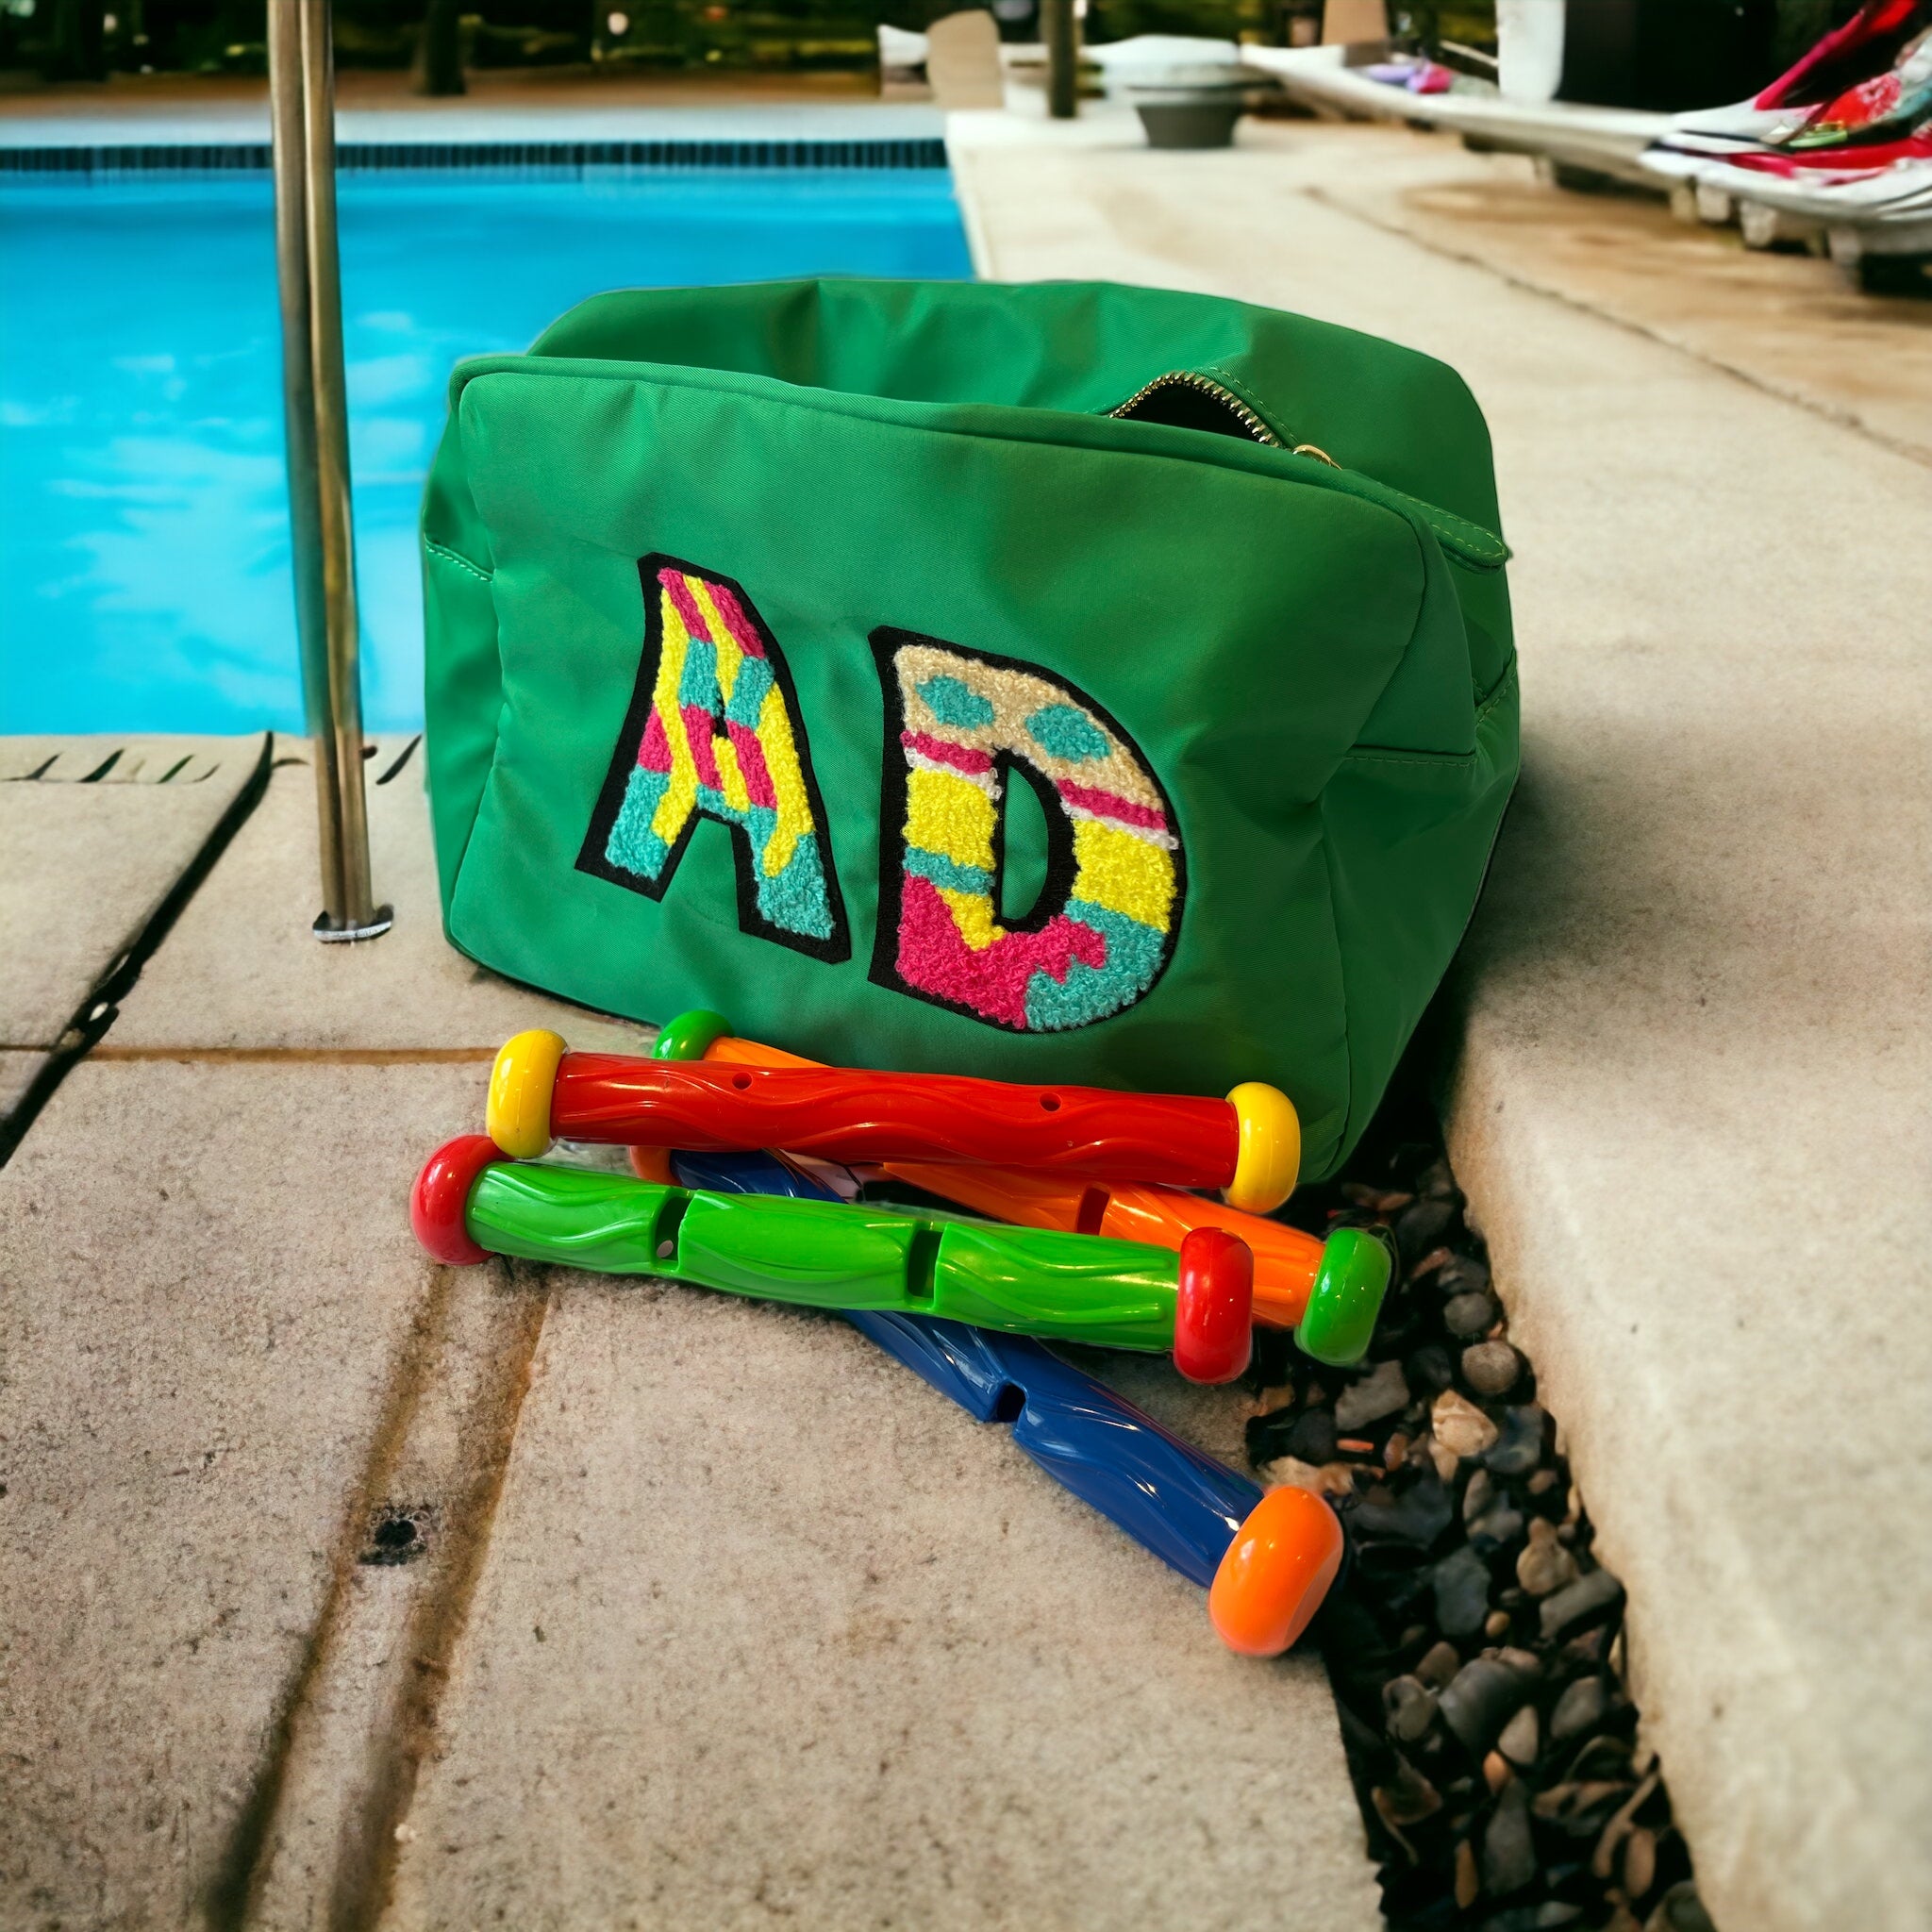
1208, 1485, 1346, 1657
408, 1136, 1189, 1356
530, 1052, 1254, 1195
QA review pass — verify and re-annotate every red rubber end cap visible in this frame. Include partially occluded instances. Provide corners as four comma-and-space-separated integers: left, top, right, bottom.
410, 1133, 499, 1265
1174, 1226, 1255, 1384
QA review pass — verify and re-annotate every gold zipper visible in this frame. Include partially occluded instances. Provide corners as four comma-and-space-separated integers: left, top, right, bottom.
1108, 369, 1340, 467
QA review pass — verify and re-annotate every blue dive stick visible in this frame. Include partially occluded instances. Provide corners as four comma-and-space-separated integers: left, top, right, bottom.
669, 1147, 1262, 1591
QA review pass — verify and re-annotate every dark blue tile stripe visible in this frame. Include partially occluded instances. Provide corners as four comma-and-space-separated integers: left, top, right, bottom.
0, 138, 951, 175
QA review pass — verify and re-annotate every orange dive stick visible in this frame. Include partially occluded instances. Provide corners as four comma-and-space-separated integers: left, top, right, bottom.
659, 1025, 1326, 1331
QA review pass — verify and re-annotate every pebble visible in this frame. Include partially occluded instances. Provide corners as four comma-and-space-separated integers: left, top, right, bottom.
1622, 1824, 1657, 1899
1463, 1468, 1495, 1522
1415, 1639, 1461, 1688
1259, 1456, 1355, 1501
1455, 1837, 1480, 1908
1516, 1517, 1580, 1597
1550, 1674, 1609, 1743
1469, 1496, 1525, 1553
1462, 1340, 1523, 1396
1431, 1544, 1493, 1641
1395, 1195, 1460, 1263
1283, 1407, 1338, 1465
1335, 1357, 1409, 1431
1383, 1674, 1438, 1743
1433, 1390, 1500, 1460
1355, 1467, 1455, 1546
1528, 1468, 1559, 1496
1497, 1703, 1540, 1767
1645, 1882, 1716, 1932
1445, 1291, 1499, 1339
1481, 1774, 1537, 1896
1540, 1566, 1625, 1642
1373, 1757, 1442, 1828
1406, 1341, 1455, 1393
1483, 1749, 1510, 1792
1418, 1158, 1460, 1201
1259, 1455, 1324, 1493
1436, 1252, 1491, 1297
1483, 1406, 1549, 1477
1439, 1656, 1534, 1751
1484, 1609, 1511, 1640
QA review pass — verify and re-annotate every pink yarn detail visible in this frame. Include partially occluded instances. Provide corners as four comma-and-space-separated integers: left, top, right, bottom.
901, 731, 994, 775
702, 578, 768, 660
896, 874, 1108, 1028
636, 709, 673, 774
659, 569, 712, 644
1057, 778, 1168, 833
726, 722, 778, 809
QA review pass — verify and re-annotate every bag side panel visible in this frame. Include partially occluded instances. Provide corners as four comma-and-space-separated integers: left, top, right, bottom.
421, 374, 504, 921
1318, 658, 1521, 1171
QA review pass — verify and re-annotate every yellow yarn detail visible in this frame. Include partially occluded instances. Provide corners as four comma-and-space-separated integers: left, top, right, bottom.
649, 600, 700, 845
691, 576, 742, 706
1072, 819, 1174, 930
906, 766, 995, 870
757, 681, 815, 877
713, 731, 753, 816
936, 885, 1000, 951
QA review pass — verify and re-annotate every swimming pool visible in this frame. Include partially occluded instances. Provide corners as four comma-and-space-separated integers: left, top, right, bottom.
0, 166, 974, 736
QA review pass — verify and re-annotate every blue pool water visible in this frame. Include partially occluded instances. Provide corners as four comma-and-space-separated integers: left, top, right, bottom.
0, 169, 973, 734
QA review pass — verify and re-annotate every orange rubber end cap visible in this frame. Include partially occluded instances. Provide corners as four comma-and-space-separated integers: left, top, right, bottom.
1208, 1486, 1344, 1657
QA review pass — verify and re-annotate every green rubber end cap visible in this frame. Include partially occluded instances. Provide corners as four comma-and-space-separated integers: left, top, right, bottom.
1295, 1225, 1392, 1366
652, 1009, 733, 1063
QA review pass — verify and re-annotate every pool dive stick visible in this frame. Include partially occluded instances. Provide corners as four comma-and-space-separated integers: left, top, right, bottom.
485, 1026, 1302, 1215
412, 1133, 1257, 1383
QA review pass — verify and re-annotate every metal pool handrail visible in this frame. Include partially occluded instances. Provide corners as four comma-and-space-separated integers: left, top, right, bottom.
269, 0, 391, 941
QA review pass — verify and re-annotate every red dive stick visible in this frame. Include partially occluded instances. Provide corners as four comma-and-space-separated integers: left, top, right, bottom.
488, 1031, 1304, 1214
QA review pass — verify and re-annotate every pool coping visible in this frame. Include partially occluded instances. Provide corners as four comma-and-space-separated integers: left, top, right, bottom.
0, 103, 946, 146
0, 106, 954, 174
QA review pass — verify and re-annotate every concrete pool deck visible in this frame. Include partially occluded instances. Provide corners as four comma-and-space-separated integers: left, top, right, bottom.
3, 97, 1929, 1932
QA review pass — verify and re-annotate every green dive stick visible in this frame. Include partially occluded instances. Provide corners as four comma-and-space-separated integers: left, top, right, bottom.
412, 1135, 1257, 1382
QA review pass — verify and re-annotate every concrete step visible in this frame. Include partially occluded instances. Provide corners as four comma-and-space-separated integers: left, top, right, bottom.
376, 1282, 1376, 1931
0, 732, 268, 1054
947, 111, 1932, 1932
0, 1059, 487, 1925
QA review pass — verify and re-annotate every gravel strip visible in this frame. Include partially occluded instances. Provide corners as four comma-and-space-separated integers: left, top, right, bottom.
1258, 1126, 1713, 1932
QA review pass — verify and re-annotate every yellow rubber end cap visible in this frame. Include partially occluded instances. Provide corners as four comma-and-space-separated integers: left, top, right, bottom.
487, 1028, 567, 1158
1223, 1081, 1300, 1215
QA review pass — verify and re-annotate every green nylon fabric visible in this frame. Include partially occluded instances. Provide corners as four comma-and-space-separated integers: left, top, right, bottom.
422, 278, 1519, 1180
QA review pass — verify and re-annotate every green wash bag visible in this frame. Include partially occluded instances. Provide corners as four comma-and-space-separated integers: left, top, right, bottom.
421, 277, 1518, 1182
